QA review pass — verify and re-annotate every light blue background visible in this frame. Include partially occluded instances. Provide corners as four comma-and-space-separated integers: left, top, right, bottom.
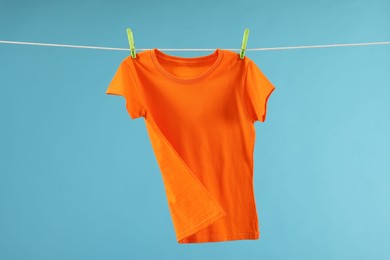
1, 0, 389, 259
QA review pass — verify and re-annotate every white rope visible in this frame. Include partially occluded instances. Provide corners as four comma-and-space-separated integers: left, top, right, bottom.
0, 40, 390, 52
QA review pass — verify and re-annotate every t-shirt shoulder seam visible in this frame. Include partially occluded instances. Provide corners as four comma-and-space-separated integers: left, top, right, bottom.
243, 59, 257, 122
122, 58, 147, 117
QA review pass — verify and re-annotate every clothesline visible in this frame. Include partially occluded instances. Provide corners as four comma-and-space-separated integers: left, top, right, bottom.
0, 40, 389, 52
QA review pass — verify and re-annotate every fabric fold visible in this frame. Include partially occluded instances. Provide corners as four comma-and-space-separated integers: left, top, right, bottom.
144, 117, 227, 243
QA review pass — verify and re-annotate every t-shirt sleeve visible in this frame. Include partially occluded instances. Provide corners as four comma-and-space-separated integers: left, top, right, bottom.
244, 60, 276, 122
106, 59, 145, 119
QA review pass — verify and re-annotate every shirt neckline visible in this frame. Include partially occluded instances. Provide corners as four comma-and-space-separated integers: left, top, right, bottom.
150, 48, 223, 83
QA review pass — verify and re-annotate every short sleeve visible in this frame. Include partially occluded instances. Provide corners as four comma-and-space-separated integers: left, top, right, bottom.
244, 60, 276, 122
106, 59, 145, 119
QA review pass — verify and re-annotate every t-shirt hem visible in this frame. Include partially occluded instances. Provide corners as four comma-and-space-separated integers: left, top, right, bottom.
176, 209, 227, 243
178, 231, 260, 244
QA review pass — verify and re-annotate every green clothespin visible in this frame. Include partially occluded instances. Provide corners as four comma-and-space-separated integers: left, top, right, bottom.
240, 28, 250, 59
126, 28, 136, 58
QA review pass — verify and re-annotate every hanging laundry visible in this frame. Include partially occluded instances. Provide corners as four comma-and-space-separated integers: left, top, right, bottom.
106, 48, 276, 243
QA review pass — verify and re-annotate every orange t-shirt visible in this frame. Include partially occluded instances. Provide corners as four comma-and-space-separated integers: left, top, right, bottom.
106, 48, 276, 243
